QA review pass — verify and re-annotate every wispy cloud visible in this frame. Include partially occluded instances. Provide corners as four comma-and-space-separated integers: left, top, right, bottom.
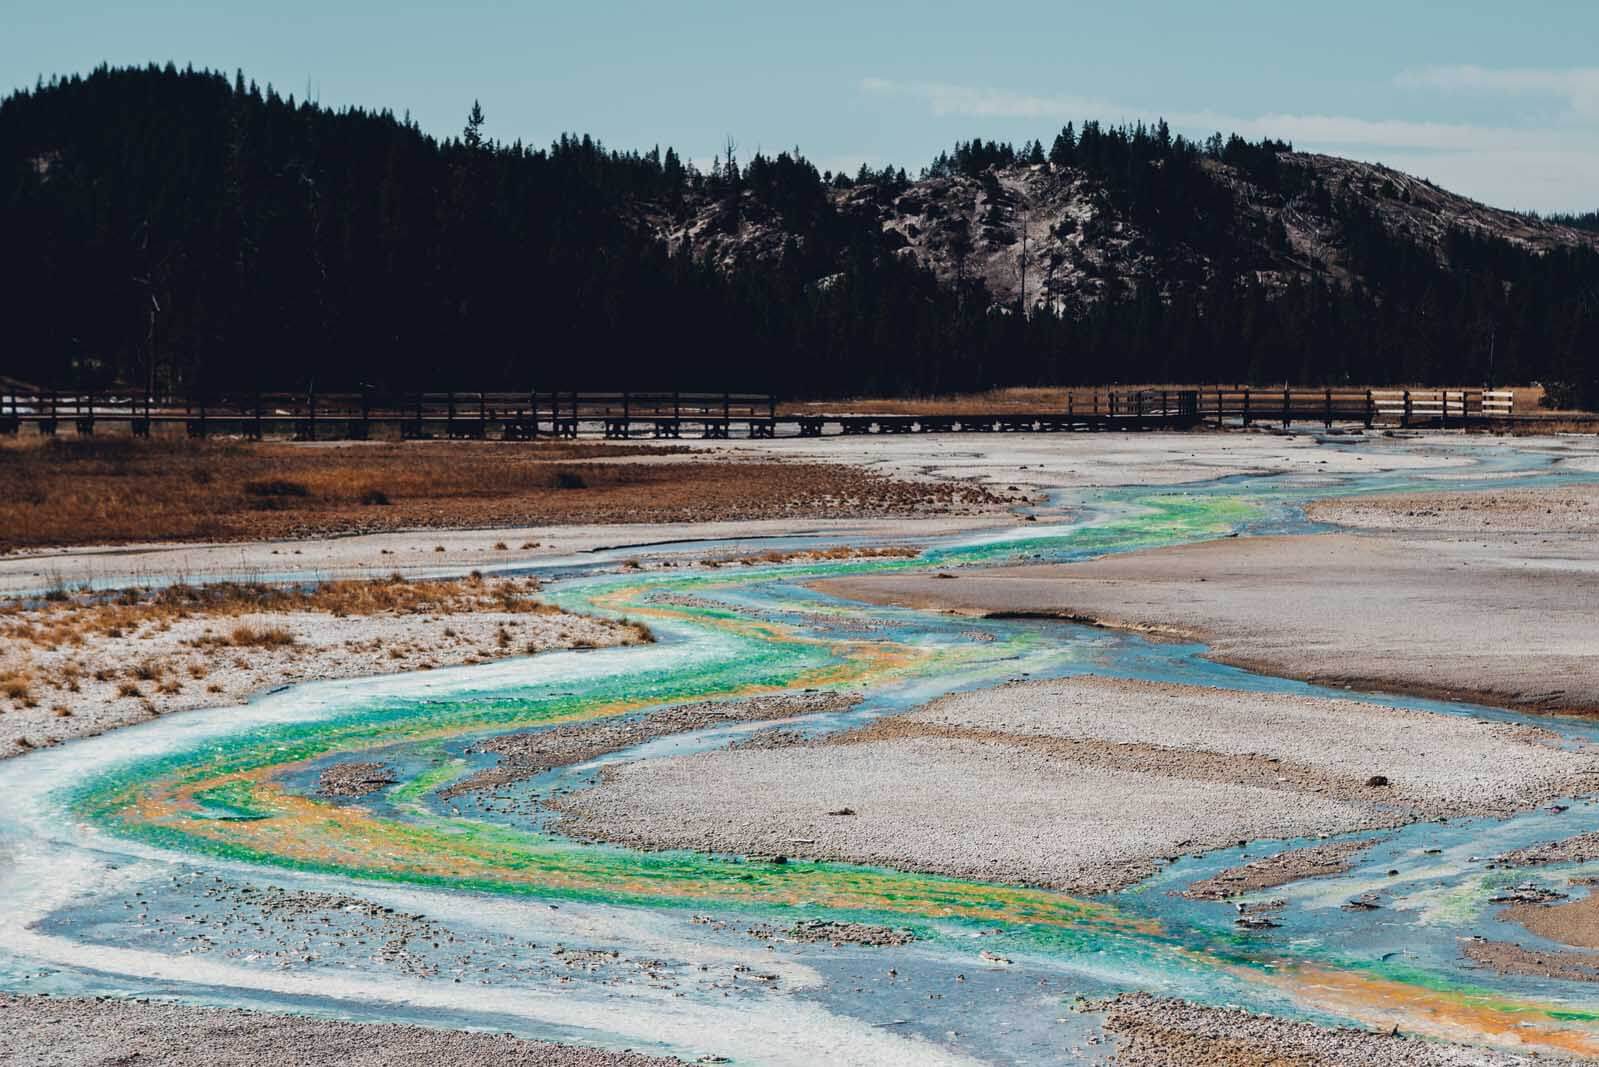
859, 78, 1116, 121
858, 76, 1599, 211
861, 78, 1569, 152
1395, 65, 1599, 117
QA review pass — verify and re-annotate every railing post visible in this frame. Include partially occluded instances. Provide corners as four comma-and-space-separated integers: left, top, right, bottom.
1402, 389, 1412, 428
1282, 386, 1291, 428
1242, 388, 1251, 426
1364, 389, 1373, 429
1324, 387, 1333, 429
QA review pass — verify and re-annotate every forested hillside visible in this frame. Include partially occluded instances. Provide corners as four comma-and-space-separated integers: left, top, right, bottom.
5, 64, 1598, 401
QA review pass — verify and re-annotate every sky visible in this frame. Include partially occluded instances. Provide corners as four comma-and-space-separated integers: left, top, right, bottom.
6, 0, 1598, 212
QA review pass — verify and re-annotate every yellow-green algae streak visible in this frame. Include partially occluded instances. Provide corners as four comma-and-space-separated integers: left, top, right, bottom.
55, 489, 1599, 1056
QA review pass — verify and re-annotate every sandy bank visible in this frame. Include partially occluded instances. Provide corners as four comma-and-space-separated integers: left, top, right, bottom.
1308, 483, 1599, 533
0, 993, 682, 1066
814, 525, 1599, 716
0, 576, 644, 755
439, 690, 863, 801
1183, 840, 1378, 900
0, 514, 1005, 598
1097, 992, 1576, 1066
1462, 937, 1599, 984
552, 678, 1598, 893
1503, 890, 1599, 950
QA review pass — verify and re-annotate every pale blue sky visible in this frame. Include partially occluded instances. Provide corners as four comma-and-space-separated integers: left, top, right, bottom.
7, 1, 1598, 210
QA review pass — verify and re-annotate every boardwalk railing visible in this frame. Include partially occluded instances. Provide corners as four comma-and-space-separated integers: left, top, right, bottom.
0, 390, 779, 441
0, 386, 1513, 440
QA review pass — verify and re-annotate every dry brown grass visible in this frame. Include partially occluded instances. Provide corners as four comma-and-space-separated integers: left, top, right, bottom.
0, 670, 35, 706
0, 574, 553, 651
0, 438, 1002, 550
225, 624, 297, 648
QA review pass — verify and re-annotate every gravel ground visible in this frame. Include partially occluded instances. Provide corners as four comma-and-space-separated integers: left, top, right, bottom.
318, 760, 399, 797
1499, 832, 1599, 867
1308, 485, 1599, 533
897, 679, 1594, 819
817, 524, 1599, 716
1503, 890, 1599, 950
1461, 937, 1599, 984
1096, 992, 1579, 1066
1183, 840, 1379, 900
440, 690, 862, 800
552, 678, 1599, 893
0, 994, 683, 1066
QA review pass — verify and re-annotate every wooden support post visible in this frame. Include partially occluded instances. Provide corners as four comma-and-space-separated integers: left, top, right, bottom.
1324, 387, 1333, 429
1402, 389, 1412, 428
1241, 388, 1251, 426
1282, 387, 1291, 428
1364, 389, 1373, 429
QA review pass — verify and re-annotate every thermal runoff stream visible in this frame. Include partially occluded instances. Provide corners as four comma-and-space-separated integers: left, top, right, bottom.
4, 439, 1599, 1065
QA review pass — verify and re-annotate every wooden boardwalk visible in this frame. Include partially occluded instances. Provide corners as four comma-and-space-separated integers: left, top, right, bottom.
0, 387, 1515, 440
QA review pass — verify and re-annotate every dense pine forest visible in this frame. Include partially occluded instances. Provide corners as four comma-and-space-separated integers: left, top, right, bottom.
4, 64, 1598, 402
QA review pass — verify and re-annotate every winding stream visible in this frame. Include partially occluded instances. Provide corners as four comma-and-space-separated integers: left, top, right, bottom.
4, 437, 1599, 1064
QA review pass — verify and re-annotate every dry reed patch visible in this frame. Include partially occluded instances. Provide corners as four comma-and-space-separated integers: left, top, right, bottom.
0, 438, 1001, 550
0, 574, 646, 754
0, 574, 553, 651
225, 624, 297, 648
